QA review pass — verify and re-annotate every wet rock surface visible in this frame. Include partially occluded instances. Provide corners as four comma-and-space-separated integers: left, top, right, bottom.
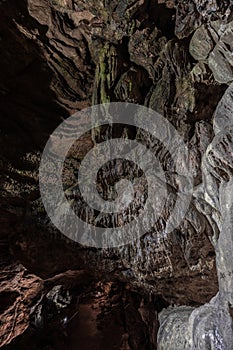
0, 0, 233, 349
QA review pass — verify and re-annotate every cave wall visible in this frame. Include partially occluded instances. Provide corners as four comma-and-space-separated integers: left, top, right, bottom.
0, 0, 233, 349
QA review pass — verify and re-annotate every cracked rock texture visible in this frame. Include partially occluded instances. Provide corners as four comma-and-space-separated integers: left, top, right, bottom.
190, 20, 233, 84
157, 83, 233, 350
0, 0, 233, 349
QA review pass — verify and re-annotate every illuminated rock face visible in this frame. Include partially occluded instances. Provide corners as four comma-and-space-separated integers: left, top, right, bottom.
158, 84, 233, 350
190, 20, 233, 84
0, 0, 233, 349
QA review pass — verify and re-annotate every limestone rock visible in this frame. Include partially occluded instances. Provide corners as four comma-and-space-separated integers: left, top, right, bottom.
190, 20, 233, 84
1, 0, 233, 348
175, 0, 232, 38
128, 27, 167, 82
158, 81, 233, 350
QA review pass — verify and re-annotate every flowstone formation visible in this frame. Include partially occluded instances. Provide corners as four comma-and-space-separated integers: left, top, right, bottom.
157, 83, 233, 349
1, 0, 233, 349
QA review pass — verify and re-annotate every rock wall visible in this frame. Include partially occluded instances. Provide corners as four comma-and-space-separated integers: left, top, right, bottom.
158, 83, 233, 349
0, 0, 233, 349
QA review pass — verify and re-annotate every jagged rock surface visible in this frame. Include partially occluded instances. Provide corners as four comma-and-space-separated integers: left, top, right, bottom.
175, 0, 232, 39
0, 0, 233, 349
157, 83, 233, 350
190, 20, 233, 84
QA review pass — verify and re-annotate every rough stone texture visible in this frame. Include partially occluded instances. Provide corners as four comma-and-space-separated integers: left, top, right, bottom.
0, 0, 233, 349
0, 264, 43, 347
175, 0, 232, 39
128, 27, 167, 83
190, 20, 233, 84
157, 83, 233, 350
158, 294, 233, 349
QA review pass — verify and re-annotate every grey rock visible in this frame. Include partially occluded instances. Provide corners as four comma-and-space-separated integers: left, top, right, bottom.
190, 20, 233, 84
190, 25, 214, 61
175, 0, 232, 38
158, 82, 233, 350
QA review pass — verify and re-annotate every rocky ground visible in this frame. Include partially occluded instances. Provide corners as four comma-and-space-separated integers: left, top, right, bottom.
0, 0, 233, 349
